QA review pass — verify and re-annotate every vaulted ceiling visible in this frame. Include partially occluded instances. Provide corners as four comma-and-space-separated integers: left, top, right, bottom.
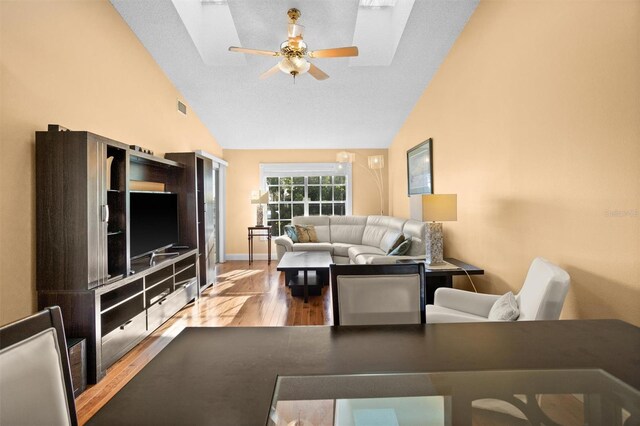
111, 0, 478, 149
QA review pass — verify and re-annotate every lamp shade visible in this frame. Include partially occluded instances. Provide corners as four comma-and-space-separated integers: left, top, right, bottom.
336, 151, 355, 163
367, 155, 384, 170
251, 191, 269, 204
422, 194, 457, 222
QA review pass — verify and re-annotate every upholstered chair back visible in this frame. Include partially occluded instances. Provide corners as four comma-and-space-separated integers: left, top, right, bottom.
0, 307, 77, 425
331, 264, 426, 325
516, 257, 571, 321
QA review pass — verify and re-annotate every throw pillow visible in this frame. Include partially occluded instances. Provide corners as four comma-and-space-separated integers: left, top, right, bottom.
283, 224, 298, 243
386, 234, 405, 255
387, 238, 412, 256
488, 292, 520, 321
294, 225, 318, 243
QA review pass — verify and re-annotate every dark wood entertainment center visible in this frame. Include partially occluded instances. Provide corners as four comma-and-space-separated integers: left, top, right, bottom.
36, 125, 216, 384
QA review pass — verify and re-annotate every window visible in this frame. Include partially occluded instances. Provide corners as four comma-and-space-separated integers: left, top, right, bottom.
260, 163, 352, 236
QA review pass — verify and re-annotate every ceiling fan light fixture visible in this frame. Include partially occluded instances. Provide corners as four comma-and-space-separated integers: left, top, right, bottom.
278, 57, 310, 76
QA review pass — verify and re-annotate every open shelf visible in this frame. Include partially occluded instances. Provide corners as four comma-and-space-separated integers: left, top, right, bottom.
130, 150, 185, 169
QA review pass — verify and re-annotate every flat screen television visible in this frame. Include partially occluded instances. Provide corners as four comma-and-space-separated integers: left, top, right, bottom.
130, 192, 179, 259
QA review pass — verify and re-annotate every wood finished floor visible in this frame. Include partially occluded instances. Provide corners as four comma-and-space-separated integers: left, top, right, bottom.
76, 260, 330, 424
77, 260, 583, 425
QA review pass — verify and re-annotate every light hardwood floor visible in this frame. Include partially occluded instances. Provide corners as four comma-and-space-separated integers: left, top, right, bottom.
76, 260, 331, 424
77, 260, 583, 425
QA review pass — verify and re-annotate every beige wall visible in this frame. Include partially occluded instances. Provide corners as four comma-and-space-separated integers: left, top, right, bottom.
388, 0, 640, 325
224, 149, 388, 256
0, 1, 223, 324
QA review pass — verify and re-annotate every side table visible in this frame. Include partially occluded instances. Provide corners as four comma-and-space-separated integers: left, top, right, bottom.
399, 257, 484, 305
248, 226, 272, 265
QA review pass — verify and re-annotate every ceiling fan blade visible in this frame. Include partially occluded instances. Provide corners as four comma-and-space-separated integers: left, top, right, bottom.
259, 64, 281, 80
308, 46, 359, 58
228, 46, 279, 57
308, 63, 329, 81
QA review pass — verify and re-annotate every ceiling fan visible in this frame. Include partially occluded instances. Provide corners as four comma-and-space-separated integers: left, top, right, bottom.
228, 8, 359, 82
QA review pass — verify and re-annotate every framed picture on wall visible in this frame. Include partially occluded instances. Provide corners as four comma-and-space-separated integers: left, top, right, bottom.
407, 139, 433, 195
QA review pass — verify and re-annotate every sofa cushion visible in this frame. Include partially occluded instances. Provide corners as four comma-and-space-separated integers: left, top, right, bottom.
380, 232, 404, 254
425, 305, 491, 323
329, 215, 367, 244
332, 243, 352, 258
283, 225, 298, 243
388, 238, 412, 256
293, 216, 330, 242
294, 225, 318, 243
348, 245, 385, 262
403, 219, 426, 256
488, 292, 520, 321
354, 254, 378, 264
332, 255, 350, 265
362, 216, 406, 248
292, 243, 333, 254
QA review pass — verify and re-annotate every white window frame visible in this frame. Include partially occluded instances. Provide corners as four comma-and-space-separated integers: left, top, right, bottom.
259, 162, 353, 221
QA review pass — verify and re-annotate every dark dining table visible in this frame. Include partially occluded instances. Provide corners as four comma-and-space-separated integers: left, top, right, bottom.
88, 320, 640, 425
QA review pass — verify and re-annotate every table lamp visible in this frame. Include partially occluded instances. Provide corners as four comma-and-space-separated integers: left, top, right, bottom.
251, 190, 269, 227
422, 194, 457, 266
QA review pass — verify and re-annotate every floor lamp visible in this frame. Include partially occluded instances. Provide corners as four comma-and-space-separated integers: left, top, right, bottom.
422, 194, 457, 266
336, 151, 385, 215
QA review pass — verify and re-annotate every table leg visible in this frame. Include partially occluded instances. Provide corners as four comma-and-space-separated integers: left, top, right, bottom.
284, 270, 293, 287
303, 270, 308, 303
267, 235, 271, 265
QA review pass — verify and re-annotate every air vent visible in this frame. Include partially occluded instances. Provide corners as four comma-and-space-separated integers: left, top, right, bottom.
177, 100, 187, 115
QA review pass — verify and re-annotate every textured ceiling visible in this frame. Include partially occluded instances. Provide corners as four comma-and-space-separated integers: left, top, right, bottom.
110, 0, 478, 149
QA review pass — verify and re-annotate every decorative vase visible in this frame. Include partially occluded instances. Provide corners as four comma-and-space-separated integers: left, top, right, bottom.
256, 204, 264, 227
426, 222, 444, 265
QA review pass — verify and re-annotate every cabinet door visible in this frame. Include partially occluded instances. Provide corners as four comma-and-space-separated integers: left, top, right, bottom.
87, 139, 109, 288
203, 159, 216, 284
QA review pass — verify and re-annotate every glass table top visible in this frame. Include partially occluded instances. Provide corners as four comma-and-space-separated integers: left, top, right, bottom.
268, 369, 639, 426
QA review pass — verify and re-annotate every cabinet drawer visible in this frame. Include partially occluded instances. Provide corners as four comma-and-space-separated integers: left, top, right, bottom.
101, 310, 147, 370
147, 280, 197, 332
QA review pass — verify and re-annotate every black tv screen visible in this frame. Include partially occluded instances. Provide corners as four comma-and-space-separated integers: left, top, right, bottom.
130, 192, 179, 258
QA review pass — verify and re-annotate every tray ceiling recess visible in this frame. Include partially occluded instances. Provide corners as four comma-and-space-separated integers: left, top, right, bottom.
110, 0, 479, 149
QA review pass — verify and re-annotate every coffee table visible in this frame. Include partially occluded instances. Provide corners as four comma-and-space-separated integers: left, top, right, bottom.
277, 251, 332, 302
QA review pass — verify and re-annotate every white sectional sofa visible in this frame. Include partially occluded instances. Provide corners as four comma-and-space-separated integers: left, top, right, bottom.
274, 215, 427, 264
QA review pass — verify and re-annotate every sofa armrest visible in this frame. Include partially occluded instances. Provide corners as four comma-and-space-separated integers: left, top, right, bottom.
274, 235, 293, 250
433, 288, 500, 318
274, 235, 293, 261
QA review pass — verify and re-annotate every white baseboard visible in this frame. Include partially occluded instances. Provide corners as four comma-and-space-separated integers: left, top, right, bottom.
226, 253, 279, 261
